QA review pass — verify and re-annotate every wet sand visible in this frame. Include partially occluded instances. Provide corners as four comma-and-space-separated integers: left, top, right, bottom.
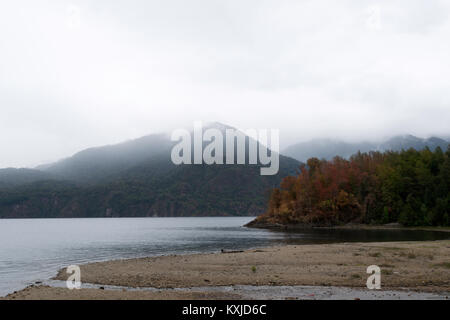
3, 240, 450, 299
4, 284, 449, 300
2, 285, 241, 300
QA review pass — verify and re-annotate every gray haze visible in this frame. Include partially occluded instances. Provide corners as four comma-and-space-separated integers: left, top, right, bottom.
1, 0, 450, 168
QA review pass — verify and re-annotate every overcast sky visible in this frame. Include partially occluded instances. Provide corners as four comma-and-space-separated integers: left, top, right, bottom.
1, 0, 450, 168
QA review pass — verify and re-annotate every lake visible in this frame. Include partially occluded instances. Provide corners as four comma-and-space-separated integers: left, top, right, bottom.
0, 217, 449, 296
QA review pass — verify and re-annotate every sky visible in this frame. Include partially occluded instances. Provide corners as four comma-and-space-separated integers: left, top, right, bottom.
1, 0, 450, 168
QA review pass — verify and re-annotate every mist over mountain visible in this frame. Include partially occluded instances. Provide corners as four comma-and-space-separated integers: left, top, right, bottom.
0, 168, 57, 189
378, 135, 448, 153
283, 135, 449, 162
0, 123, 300, 218
35, 122, 280, 184
2, 125, 449, 219
36, 133, 174, 184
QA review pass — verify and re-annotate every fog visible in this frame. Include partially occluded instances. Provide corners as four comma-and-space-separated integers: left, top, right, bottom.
1, 0, 450, 168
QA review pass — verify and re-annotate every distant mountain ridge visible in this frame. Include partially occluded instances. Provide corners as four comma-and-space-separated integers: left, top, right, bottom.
1, 130, 449, 218
36, 133, 174, 184
0, 123, 300, 218
283, 135, 449, 162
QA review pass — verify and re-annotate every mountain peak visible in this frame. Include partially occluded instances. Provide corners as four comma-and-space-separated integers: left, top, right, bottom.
283, 134, 449, 162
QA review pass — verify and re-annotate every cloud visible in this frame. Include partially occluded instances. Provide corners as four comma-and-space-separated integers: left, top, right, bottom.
1, 0, 450, 167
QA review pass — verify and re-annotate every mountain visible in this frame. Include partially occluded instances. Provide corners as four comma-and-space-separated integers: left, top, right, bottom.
6, 128, 446, 219
283, 135, 449, 162
35, 122, 241, 184
0, 168, 58, 189
36, 133, 174, 184
282, 139, 376, 163
0, 123, 301, 218
378, 135, 449, 153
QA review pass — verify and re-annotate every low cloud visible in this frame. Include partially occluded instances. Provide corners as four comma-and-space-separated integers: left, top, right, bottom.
1, 0, 449, 167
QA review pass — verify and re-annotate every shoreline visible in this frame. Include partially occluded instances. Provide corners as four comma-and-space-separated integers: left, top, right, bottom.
245, 221, 450, 233
4, 283, 449, 300
3, 239, 450, 300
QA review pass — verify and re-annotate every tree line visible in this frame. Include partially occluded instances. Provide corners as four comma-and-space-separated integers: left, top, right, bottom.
262, 146, 450, 226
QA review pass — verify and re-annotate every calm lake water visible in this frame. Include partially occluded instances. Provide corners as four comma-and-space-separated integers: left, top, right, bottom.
0, 217, 449, 296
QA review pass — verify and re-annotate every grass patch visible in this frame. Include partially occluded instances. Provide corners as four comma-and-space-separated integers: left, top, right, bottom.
351, 274, 362, 279
251, 266, 257, 273
381, 269, 393, 275
379, 264, 395, 268
368, 252, 381, 258
398, 251, 417, 259
433, 262, 450, 269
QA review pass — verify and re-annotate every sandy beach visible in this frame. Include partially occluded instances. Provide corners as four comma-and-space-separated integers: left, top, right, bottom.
4, 240, 450, 300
